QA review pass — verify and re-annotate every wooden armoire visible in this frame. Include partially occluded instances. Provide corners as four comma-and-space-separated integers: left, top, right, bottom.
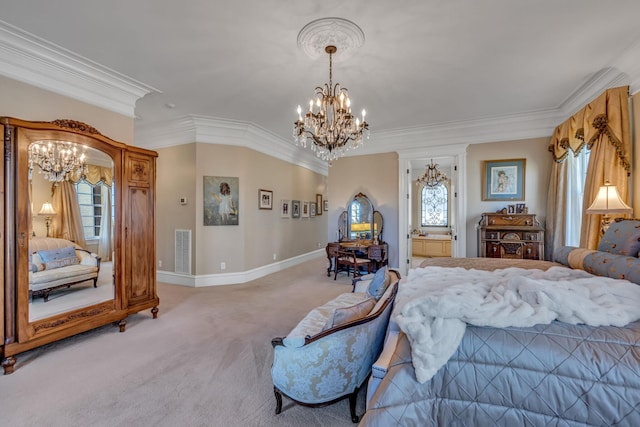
1, 117, 158, 374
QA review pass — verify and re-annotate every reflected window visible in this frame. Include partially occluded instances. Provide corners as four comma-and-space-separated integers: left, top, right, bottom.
75, 179, 105, 239
421, 183, 448, 227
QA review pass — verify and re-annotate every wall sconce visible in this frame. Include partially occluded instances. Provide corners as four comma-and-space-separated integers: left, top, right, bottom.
38, 202, 57, 237
586, 183, 633, 236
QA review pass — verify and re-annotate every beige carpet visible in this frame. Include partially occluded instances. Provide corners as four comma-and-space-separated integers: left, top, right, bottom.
0, 257, 368, 427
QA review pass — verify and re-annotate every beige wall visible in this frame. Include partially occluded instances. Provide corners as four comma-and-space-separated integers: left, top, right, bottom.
0, 75, 133, 143
327, 152, 399, 266
156, 143, 328, 276
632, 92, 640, 214
465, 137, 552, 256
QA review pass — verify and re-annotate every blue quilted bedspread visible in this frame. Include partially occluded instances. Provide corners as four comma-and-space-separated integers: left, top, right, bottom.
361, 320, 640, 426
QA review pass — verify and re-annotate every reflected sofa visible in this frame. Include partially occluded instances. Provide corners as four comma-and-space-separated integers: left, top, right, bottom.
29, 237, 101, 302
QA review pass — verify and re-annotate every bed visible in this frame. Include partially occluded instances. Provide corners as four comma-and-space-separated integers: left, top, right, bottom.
361, 235, 640, 427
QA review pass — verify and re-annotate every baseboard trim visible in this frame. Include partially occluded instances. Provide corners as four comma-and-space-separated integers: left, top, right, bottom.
156, 249, 325, 287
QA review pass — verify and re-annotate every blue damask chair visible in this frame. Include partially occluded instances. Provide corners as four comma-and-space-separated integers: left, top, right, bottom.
271, 272, 399, 422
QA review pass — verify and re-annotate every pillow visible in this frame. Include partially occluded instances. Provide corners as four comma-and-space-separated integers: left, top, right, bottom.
323, 297, 375, 330
29, 253, 45, 272
367, 267, 389, 299
597, 219, 640, 256
38, 246, 79, 270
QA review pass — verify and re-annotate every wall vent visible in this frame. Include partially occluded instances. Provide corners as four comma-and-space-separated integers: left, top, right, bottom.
175, 229, 192, 275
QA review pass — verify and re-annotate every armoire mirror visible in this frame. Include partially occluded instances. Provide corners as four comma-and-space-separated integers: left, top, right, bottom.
11, 120, 124, 344
28, 143, 116, 322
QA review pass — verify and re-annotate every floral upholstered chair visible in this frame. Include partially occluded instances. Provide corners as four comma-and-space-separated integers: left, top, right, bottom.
271, 268, 400, 422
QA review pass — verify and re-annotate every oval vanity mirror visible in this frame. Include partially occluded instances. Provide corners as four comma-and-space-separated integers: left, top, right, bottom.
348, 192, 374, 241
26, 138, 117, 322
373, 210, 383, 243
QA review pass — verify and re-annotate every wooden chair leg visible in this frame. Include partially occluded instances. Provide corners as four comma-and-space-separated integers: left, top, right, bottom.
349, 388, 359, 423
274, 387, 283, 415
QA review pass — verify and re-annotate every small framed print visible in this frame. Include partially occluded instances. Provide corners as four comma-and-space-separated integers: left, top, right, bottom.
302, 201, 309, 217
292, 200, 301, 218
310, 202, 316, 217
280, 200, 290, 218
516, 203, 526, 214
508, 204, 516, 214
315, 194, 323, 216
482, 158, 526, 201
259, 189, 273, 210
323, 199, 328, 211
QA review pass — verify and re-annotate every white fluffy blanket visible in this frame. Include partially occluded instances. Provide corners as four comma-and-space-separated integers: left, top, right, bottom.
392, 266, 640, 384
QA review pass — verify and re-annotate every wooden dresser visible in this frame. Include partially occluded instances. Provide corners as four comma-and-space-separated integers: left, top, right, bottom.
478, 212, 545, 260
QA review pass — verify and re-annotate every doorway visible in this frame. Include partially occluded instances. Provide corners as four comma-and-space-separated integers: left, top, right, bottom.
397, 144, 468, 276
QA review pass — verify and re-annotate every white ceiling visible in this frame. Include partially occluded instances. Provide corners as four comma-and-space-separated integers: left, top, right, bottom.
2, 1, 640, 152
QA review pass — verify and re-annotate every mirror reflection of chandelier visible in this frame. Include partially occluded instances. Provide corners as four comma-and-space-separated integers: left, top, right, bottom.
28, 140, 88, 183
416, 160, 448, 188
294, 18, 369, 163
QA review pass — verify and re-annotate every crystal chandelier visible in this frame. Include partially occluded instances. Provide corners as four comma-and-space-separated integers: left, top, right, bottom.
416, 160, 448, 188
28, 140, 88, 183
294, 45, 369, 163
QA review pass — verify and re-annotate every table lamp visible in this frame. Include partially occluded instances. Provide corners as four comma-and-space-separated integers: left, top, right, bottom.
38, 202, 57, 237
585, 183, 633, 236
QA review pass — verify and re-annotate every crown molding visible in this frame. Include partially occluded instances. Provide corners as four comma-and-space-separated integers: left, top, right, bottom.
0, 20, 158, 118
135, 115, 329, 176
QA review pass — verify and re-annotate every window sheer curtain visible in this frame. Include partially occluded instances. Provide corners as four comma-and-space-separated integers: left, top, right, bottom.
51, 181, 87, 248
546, 86, 631, 256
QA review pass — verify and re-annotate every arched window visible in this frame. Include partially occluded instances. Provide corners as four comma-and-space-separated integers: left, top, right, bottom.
421, 183, 448, 227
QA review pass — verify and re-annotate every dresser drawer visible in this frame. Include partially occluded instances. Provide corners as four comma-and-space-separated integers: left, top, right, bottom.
483, 214, 535, 226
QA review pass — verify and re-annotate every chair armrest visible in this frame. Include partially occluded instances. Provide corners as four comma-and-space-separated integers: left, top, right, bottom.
271, 337, 284, 348
371, 329, 400, 379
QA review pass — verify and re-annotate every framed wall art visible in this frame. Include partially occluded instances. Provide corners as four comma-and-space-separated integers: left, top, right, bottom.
203, 176, 239, 226
310, 202, 316, 217
292, 200, 301, 218
280, 200, 290, 218
302, 201, 309, 217
315, 194, 323, 215
324, 199, 328, 211
259, 189, 273, 210
482, 158, 526, 201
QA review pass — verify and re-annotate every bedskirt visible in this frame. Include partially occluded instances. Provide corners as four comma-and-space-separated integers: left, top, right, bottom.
361, 319, 640, 426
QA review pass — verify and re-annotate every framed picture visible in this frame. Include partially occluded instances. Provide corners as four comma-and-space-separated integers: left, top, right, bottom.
315, 194, 323, 216
508, 204, 516, 214
302, 201, 309, 217
203, 176, 239, 226
323, 199, 328, 211
516, 203, 526, 214
259, 189, 273, 210
310, 202, 316, 217
292, 200, 301, 218
482, 158, 526, 201
280, 200, 290, 218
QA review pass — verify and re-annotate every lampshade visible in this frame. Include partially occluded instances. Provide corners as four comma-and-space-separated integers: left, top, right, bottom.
586, 184, 633, 214
38, 202, 57, 216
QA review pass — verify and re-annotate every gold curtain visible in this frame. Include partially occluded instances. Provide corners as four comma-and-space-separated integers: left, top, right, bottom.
51, 181, 87, 248
546, 86, 631, 252
73, 164, 113, 186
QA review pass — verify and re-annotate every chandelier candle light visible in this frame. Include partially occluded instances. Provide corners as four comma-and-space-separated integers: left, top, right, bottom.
294, 18, 369, 163
28, 140, 88, 183
416, 160, 448, 188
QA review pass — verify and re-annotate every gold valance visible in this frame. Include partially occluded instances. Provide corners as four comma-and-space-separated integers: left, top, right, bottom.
71, 164, 113, 186
548, 86, 630, 173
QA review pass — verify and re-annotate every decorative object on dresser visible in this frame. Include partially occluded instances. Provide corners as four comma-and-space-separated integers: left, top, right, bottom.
1, 117, 158, 374
478, 210, 545, 260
